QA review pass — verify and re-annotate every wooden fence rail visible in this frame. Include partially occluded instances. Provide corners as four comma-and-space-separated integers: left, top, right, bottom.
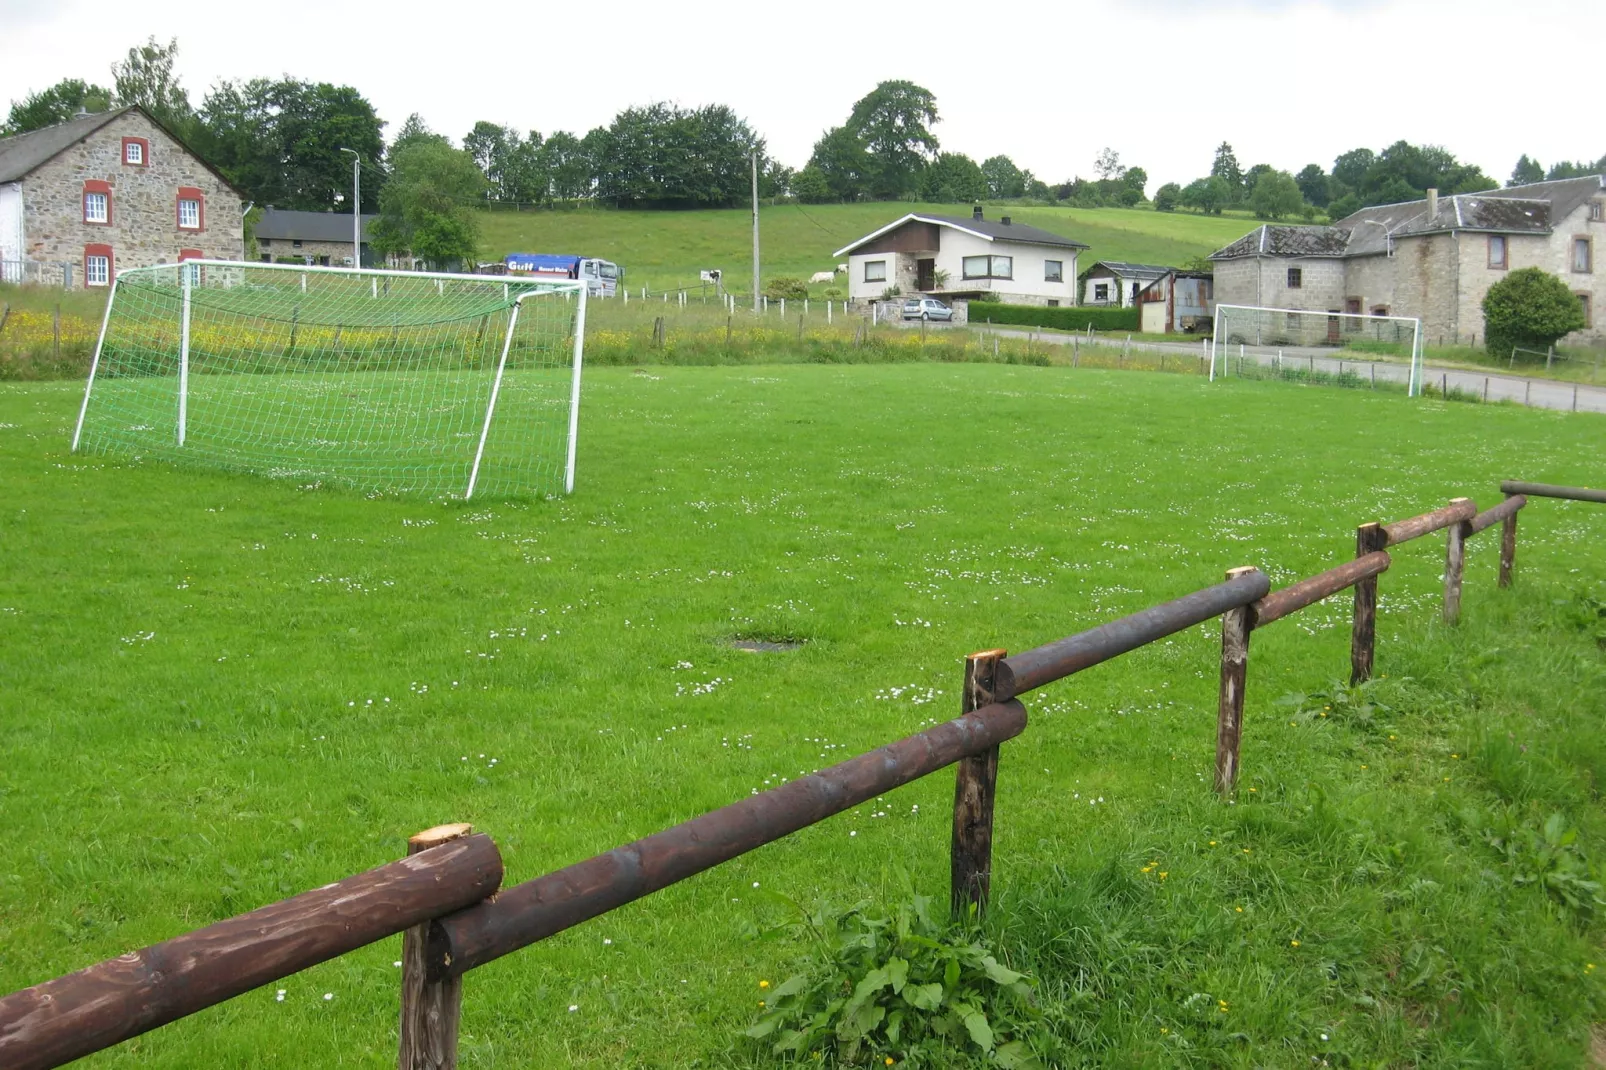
0, 834, 502, 1070
0, 479, 1599, 1070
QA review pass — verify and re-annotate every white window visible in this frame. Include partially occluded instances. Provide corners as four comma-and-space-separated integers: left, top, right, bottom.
125, 141, 143, 165
1488, 235, 1507, 270
178, 198, 201, 229
1093, 282, 1109, 302
1574, 237, 1593, 273
84, 192, 108, 223
182, 261, 201, 286
961, 255, 1013, 280
1044, 259, 1063, 282
863, 260, 887, 283
86, 255, 109, 286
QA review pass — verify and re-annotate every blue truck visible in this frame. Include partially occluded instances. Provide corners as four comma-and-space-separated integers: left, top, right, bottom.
504, 253, 620, 297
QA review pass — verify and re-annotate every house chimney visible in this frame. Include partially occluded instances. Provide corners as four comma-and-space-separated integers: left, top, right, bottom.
972, 205, 983, 221
1426, 187, 1438, 220
1001, 216, 1012, 226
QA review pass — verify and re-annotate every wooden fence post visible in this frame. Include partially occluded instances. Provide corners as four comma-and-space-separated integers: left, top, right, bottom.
1351, 522, 1387, 684
400, 824, 473, 1070
951, 649, 1006, 920
1215, 568, 1256, 794
1443, 498, 1471, 624
1499, 495, 1519, 589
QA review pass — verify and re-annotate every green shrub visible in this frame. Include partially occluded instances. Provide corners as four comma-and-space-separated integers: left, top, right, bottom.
764, 277, 809, 300
822, 287, 844, 299
1483, 266, 1587, 357
745, 892, 1058, 1067
969, 302, 1139, 333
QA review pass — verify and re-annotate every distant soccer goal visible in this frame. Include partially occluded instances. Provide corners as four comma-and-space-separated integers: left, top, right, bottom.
71, 261, 587, 499
1211, 303, 1424, 396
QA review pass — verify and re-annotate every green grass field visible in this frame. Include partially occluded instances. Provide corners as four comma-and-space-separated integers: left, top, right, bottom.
478, 202, 1252, 295
3, 362, 1606, 1067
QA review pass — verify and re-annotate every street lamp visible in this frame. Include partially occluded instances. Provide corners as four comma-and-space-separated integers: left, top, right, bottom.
338, 148, 361, 268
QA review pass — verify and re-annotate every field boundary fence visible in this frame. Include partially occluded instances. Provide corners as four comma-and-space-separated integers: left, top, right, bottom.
1, 480, 1602, 1069
0, 260, 76, 289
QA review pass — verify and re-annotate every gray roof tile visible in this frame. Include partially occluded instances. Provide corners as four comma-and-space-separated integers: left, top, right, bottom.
255, 207, 375, 242
0, 108, 128, 183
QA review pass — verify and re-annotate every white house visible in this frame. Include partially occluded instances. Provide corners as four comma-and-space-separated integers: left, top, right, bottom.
834, 207, 1087, 308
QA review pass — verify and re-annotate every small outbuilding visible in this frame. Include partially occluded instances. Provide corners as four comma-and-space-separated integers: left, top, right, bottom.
1079, 261, 1173, 308
1135, 270, 1214, 334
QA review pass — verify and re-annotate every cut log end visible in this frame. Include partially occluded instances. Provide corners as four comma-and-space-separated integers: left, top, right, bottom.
409, 824, 474, 854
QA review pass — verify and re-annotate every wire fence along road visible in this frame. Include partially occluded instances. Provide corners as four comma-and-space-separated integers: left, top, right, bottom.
963, 324, 1606, 415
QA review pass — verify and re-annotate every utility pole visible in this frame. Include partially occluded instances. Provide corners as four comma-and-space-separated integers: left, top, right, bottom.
339, 148, 361, 268
751, 152, 760, 313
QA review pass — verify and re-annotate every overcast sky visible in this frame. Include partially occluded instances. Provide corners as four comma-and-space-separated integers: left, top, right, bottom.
2, 0, 1598, 191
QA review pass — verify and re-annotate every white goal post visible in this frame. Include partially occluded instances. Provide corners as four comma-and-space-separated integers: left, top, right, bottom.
71, 260, 588, 499
1210, 303, 1424, 397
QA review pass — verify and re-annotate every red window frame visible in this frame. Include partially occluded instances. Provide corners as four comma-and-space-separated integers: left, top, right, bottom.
82, 180, 112, 226
176, 187, 205, 232
121, 137, 150, 167
84, 243, 114, 286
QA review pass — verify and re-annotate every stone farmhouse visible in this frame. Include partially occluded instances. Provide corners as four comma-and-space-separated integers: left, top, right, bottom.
836, 208, 1087, 309
1210, 176, 1605, 345
254, 207, 375, 268
0, 106, 245, 288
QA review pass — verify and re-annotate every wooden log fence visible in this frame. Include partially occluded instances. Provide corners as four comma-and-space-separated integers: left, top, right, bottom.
0, 479, 1600, 1070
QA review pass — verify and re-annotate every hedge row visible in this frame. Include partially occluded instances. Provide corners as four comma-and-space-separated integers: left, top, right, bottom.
969, 302, 1139, 333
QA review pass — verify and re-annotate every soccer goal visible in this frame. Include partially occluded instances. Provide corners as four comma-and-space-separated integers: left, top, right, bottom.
71, 260, 587, 499
1211, 303, 1424, 397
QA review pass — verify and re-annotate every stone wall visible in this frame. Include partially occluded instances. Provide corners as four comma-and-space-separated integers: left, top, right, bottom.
1211, 258, 1259, 308
1454, 208, 1605, 344
22, 110, 244, 283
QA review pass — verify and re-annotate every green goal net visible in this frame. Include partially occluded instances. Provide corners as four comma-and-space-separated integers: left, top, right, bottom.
71, 260, 588, 499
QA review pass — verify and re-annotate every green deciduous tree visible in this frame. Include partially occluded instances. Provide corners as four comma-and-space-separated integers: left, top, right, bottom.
586, 102, 762, 209
111, 36, 191, 129
807, 126, 872, 202
792, 166, 831, 204
2, 79, 112, 136
1121, 166, 1148, 203
1331, 147, 1375, 196
1326, 193, 1361, 221
541, 131, 592, 201
196, 79, 386, 211
1249, 169, 1305, 220
1482, 267, 1588, 356
368, 124, 486, 269
845, 80, 939, 200
981, 155, 1025, 199
1296, 164, 1330, 207
920, 152, 987, 203
1181, 175, 1231, 215
1153, 182, 1182, 211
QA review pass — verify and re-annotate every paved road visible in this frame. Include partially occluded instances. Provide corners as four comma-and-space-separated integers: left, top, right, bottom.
957, 323, 1606, 416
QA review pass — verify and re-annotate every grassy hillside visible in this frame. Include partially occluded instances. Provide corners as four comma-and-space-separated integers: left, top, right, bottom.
477, 203, 1254, 294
